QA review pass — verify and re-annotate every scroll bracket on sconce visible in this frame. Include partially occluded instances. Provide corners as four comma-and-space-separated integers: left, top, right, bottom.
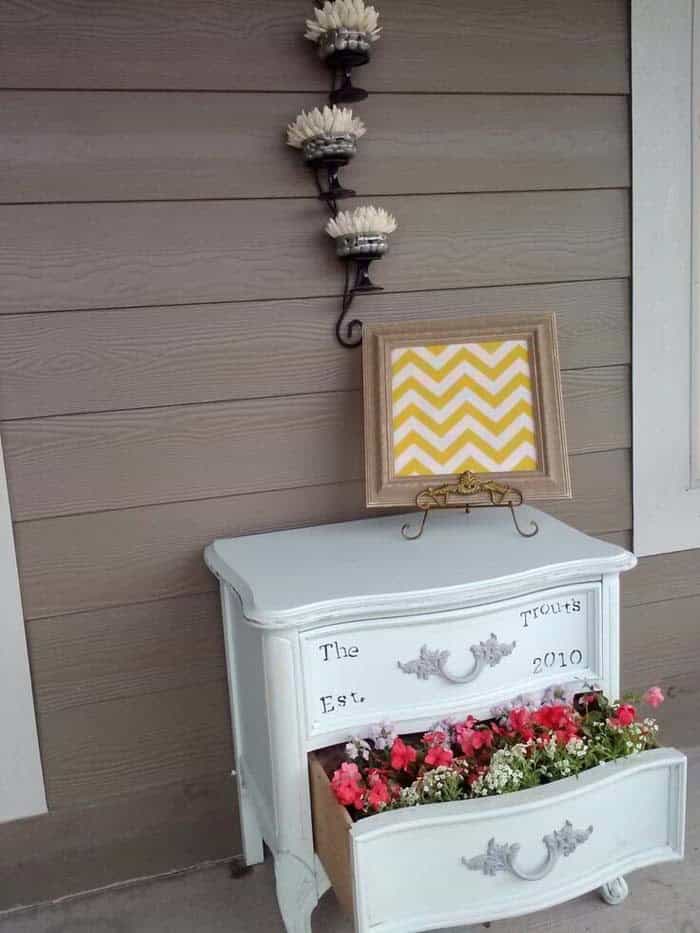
335, 259, 383, 348
312, 164, 355, 214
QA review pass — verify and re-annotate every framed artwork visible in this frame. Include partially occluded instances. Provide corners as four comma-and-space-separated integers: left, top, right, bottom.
362, 313, 571, 508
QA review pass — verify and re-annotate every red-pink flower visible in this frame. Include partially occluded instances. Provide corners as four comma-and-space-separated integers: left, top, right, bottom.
455, 722, 493, 756
331, 762, 365, 810
390, 737, 417, 772
615, 703, 636, 726
643, 686, 665, 708
607, 703, 636, 729
533, 703, 579, 742
579, 692, 599, 708
366, 773, 391, 811
422, 728, 454, 767
507, 707, 534, 741
425, 745, 453, 768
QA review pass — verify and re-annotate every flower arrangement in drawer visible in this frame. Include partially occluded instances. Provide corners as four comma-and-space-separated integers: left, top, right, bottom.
326, 686, 665, 818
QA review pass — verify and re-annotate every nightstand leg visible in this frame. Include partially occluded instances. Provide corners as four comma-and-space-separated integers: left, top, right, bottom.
274, 851, 318, 932
599, 875, 629, 905
238, 784, 264, 866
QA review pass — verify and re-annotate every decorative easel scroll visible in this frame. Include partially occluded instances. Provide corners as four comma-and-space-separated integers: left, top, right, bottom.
400, 470, 539, 541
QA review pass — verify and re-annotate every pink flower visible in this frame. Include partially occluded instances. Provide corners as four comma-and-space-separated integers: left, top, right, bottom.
643, 686, 665, 708
533, 703, 580, 743
331, 762, 365, 810
422, 729, 448, 747
337, 761, 360, 781
390, 737, 417, 772
425, 745, 453, 768
366, 773, 390, 811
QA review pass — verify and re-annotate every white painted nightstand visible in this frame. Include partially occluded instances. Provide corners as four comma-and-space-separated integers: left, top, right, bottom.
205, 506, 686, 933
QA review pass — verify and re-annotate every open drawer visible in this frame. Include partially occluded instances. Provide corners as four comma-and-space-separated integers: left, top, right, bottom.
310, 747, 686, 933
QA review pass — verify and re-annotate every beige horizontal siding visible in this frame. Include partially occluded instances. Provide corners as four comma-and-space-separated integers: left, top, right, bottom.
0, 279, 630, 420
623, 594, 700, 749
599, 530, 632, 550
3, 373, 627, 521
1, 92, 630, 203
39, 680, 233, 808
15, 449, 632, 622
2, 190, 630, 313
0, 0, 629, 93
0, 772, 239, 908
623, 549, 700, 607
27, 592, 225, 712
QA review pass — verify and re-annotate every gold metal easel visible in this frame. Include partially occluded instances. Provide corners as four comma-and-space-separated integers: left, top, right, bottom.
400, 470, 540, 541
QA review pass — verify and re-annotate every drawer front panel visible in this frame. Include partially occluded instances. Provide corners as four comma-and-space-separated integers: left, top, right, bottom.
301, 583, 605, 740
350, 749, 686, 932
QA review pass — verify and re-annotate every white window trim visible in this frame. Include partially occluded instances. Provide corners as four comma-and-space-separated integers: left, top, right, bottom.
0, 434, 47, 821
632, 0, 700, 555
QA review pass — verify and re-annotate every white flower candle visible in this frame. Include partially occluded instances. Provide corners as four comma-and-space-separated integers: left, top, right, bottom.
325, 205, 397, 238
304, 0, 382, 45
286, 105, 366, 149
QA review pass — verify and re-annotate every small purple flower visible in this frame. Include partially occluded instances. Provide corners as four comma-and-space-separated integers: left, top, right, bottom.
491, 694, 536, 719
541, 685, 573, 707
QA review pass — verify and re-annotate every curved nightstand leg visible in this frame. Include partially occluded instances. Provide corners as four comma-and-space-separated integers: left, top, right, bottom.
274, 852, 318, 933
599, 875, 629, 905
238, 785, 264, 867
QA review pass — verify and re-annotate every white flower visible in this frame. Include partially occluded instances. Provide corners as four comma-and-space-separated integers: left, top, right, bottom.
412, 766, 464, 803
305, 0, 381, 43
471, 747, 527, 797
345, 737, 371, 760
398, 785, 419, 807
286, 105, 367, 148
326, 204, 397, 238
565, 736, 587, 758
368, 721, 397, 751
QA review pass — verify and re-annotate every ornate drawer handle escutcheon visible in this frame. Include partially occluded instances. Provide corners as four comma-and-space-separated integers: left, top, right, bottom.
397, 633, 516, 684
463, 820, 593, 881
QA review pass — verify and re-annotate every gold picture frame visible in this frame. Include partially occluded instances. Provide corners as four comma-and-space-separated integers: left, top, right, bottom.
362, 313, 572, 508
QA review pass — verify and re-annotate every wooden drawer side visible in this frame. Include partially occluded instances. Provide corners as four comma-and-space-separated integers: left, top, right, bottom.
309, 753, 354, 914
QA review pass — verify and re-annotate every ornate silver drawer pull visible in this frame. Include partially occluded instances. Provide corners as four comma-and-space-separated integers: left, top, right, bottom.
397, 633, 515, 684
463, 820, 593, 881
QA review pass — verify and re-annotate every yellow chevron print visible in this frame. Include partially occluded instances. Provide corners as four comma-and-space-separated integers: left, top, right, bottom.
391, 339, 538, 476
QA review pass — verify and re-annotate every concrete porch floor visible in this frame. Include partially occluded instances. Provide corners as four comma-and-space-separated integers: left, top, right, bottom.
2, 748, 697, 933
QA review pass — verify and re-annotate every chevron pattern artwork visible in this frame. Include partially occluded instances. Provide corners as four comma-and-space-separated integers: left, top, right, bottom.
391, 339, 538, 477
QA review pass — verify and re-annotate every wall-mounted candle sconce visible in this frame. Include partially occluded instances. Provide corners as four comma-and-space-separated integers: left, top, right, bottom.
286, 0, 390, 348
286, 106, 366, 207
326, 206, 397, 347
305, 1, 381, 103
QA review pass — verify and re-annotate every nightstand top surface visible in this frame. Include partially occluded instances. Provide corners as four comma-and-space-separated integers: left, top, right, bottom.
204, 507, 635, 626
